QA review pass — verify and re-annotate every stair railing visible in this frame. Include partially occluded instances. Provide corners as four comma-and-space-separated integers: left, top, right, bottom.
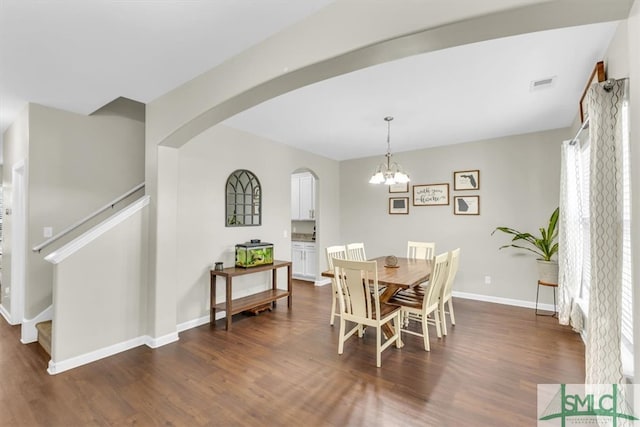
32, 182, 145, 253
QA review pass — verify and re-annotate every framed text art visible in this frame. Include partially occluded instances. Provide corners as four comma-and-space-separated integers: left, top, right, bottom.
413, 184, 449, 206
454, 196, 480, 215
453, 170, 480, 191
389, 197, 409, 214
388, 181, 409, 193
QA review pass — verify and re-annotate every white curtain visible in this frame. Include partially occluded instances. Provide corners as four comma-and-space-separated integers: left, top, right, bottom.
585, 79, 626, 385
558, 141, 583, 330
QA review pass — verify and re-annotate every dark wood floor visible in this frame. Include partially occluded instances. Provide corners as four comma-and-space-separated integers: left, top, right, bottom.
0, 280, 584, 426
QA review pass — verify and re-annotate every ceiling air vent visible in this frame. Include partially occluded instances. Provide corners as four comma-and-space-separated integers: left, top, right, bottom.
530, 76, 556, 91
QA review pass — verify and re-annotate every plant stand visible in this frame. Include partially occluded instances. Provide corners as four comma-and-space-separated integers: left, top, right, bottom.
535, 280, 558, 317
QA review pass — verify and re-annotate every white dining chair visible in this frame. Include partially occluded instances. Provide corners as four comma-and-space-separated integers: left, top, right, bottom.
346, 242, 367, 261
439, 248, 460, 336
407, 241, 435, 260
333, 258, 402, 367
325, 245, 348, 326
388, 252, 448, 351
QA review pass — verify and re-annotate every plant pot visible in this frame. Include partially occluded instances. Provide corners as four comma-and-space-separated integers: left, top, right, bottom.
537, 260, 559, 284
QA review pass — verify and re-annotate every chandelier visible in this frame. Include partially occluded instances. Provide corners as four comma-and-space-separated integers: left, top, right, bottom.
368, 116, 410, 185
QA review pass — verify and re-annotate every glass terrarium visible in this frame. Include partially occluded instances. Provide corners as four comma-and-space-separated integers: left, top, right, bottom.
235, 242, 274, 268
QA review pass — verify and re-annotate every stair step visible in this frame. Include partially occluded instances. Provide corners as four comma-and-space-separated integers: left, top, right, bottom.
35, 320, 52, 356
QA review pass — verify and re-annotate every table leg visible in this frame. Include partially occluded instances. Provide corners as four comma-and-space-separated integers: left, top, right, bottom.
225, 277, 232, 331
378, 285, 403, 347
272, 267, 277, 308
287, 264, 292, 308
210, 273, 216, 326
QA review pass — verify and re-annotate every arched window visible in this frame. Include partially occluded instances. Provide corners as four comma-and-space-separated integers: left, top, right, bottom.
225, 169, 261, 227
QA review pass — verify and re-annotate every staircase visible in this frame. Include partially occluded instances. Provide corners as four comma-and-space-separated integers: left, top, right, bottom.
35, 321, 52, 355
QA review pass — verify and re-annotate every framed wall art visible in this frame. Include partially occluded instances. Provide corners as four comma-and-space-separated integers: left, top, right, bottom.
413, 183, 449, 206
453, 170, 480, 191
388, 181, 409, 193
389, 197, 409, 214
454, 196, 480, 215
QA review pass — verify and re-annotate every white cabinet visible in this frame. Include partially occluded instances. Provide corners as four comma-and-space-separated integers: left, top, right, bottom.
291, 172, 315, 220
292, 242, 317, 280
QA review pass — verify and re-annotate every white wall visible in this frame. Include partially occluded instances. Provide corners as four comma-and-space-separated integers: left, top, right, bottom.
340, 128, 568, 305
175, 124, 340, 325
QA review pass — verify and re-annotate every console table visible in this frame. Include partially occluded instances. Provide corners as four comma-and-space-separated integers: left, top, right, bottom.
210, 260, 292, 330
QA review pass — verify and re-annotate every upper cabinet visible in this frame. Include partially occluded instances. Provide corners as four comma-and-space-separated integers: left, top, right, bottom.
291, 172, 315, 220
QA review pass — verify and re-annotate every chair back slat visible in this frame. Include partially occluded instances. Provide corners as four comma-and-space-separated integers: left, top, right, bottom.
407, 241, 435, 260
325, 245, 347, 270
441, 248, 460, 300
423, 252, 448, 309
346, 243, 367, 261
333, 258, 379, 320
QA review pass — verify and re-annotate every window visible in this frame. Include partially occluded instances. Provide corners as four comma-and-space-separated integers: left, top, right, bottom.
620, 97, 632, 355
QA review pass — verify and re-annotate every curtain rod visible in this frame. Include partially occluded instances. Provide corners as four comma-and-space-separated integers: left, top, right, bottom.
569, 117, 589, 146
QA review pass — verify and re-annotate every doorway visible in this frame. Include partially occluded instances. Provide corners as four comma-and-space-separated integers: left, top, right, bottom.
290, 169, 319, 283
9, 160, 26, 324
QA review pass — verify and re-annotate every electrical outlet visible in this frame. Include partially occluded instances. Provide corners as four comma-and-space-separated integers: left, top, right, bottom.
44, 226, 53, 238
484, 275, 491, 285
4, 287, 10, 296
283, 229, 288, 238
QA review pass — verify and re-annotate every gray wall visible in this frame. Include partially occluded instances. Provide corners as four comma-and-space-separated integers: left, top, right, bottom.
340, 128, 569, 305
2, 103, 145, 320
175, 124, 340, 325
1, 106, 30, 316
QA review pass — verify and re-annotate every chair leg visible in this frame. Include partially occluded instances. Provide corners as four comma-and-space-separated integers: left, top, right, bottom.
338, 318, 346, 355
376, 325, 382, 368
440, 302, 448, 336
394, 313, 402, 348
422, 316, 430, 351
434, 310, 442, 338
448, 299, 456, 325
330, 292, 337, 326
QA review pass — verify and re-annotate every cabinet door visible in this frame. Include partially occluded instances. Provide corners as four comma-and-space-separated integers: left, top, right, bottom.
304, 244, 317, 279
291, 175, 301, 220
299, 174, 315, 220
292, 244, 305, 277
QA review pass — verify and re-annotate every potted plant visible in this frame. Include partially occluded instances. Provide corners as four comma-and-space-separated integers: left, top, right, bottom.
492, 207, 559, 283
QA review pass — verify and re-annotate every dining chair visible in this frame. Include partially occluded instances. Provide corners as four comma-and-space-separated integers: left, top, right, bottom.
388, 252, 449, 351
439, 248, 460, 336
406, 241, 435, 260
325, 245, 348, 326
332, 258, 402, 367
346, 242, 367, 261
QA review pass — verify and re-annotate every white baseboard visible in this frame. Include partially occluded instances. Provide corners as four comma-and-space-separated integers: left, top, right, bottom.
0, 303, 13, 325
47, 330, 180, 375
452, 290, 556, 312
21, 305, 53, 344
176, 311, 226, 333
314, 278, 331, 287
48, 335, 147, 375
144, 332, 179, 349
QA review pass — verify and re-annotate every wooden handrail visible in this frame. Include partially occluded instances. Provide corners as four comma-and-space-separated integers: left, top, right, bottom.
32, 182, 145, 253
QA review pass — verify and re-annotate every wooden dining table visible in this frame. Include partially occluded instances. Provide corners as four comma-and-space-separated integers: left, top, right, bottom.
321, 256, 432, 342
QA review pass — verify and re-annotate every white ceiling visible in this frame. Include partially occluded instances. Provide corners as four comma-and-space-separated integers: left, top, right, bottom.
224, 22, 619, 161
0, 1, 620, 163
